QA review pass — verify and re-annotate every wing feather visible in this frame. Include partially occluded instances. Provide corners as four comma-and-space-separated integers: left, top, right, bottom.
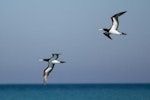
110, 11, 127, 30
43, 64, 54, 85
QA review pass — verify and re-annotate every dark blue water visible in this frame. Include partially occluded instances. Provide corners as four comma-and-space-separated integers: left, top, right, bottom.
0, 84, 150, 100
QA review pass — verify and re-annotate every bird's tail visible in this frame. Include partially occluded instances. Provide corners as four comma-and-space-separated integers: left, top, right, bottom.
122, 33, 127, 35
60, 61, 66, 63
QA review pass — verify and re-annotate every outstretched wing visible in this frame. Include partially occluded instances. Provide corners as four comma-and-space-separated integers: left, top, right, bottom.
111, 11, 127, 30
43, 64, 54, 85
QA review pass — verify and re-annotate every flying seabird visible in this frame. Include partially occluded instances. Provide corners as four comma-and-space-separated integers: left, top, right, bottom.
99, 11, 127, 40
39, 53, 65, 85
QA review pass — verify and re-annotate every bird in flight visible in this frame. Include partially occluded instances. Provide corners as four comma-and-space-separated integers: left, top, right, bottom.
99, 11, 127, 40
39, 53, 65, 85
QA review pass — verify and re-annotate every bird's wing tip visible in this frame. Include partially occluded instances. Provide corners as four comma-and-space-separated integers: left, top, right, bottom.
123, 11, 127, 14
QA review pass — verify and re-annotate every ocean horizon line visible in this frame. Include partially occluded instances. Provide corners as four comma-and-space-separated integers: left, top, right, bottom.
0, 83, 150, 85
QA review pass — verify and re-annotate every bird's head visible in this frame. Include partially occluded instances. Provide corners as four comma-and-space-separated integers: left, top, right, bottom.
39, 58, 50, 62
99, 28, 109, 32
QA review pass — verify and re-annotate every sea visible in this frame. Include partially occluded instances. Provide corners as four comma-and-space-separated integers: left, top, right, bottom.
0, 84, 150, 100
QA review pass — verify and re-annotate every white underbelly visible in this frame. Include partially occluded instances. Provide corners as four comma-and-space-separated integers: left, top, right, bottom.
109, 29, 121, 35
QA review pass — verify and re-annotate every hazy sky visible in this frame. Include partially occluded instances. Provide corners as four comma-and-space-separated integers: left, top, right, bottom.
1, 0, 150, 84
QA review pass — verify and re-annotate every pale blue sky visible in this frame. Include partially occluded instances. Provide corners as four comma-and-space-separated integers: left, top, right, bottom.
0, 0, 150, 84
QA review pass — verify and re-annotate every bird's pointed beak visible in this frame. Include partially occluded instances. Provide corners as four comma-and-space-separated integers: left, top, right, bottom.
98, 28, 103, 31
38, 59, 43, 62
